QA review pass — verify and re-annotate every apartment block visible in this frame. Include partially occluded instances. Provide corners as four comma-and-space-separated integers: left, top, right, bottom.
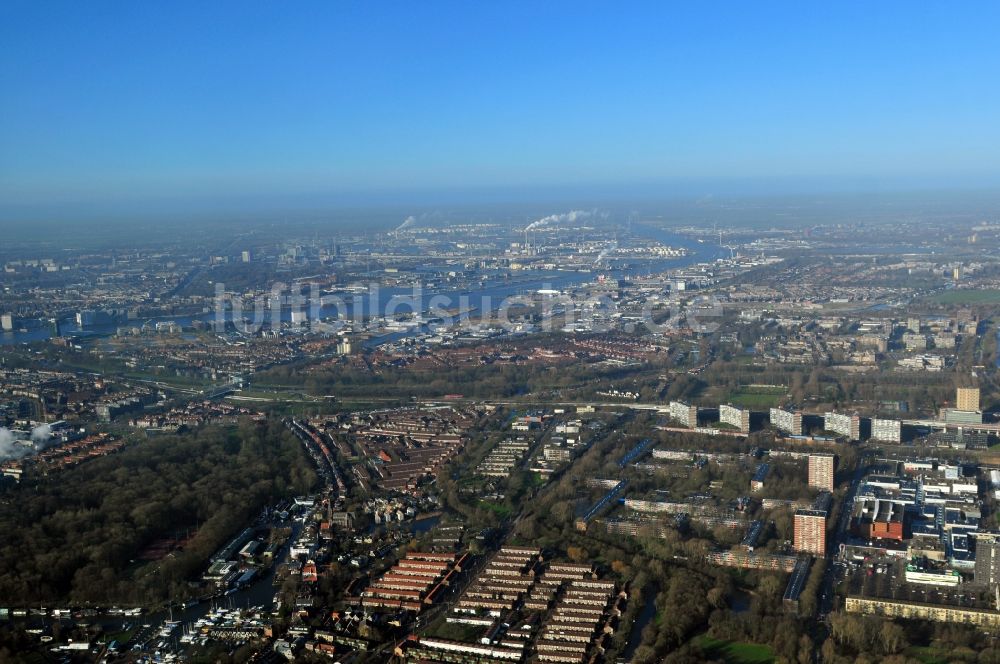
870, 418, 901, 443
975, 533, 1000, 588
846, 596, 1000, 629
769, 407, 803, 436
902, 333, 928, 351
668, 401, 698, 428
793, 509, 827, 556
957, 387, 981, 413
808, 454, 836, 492
719, 404, 751, 434
824, 411, 860, 441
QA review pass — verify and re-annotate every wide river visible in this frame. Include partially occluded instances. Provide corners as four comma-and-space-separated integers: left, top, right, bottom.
0, 227, 724, 347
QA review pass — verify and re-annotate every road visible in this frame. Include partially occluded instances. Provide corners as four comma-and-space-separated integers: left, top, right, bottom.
818, 452, 869, 617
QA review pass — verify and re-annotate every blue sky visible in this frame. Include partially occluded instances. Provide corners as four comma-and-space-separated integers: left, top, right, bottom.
2, 1, 1000, 217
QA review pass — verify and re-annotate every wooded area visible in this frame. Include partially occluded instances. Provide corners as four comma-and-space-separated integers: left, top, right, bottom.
0, 420, 317, 606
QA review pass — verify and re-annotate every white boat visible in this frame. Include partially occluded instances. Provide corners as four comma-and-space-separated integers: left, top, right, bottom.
157, 620, 181, 637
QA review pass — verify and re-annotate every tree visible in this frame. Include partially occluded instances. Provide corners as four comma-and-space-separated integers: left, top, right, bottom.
0, 421, 317, 606
706, 586, 727, 609
758, 574, 783, 599
879, 621, 907, 655
550, 501, 574, 524
797, 634, 814, 664
820, 637, 836, 663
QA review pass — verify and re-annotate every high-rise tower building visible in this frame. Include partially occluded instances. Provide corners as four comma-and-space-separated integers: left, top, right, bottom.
794, 509, 827, 556
957, 387, 980, 413
808, 454, 836, 492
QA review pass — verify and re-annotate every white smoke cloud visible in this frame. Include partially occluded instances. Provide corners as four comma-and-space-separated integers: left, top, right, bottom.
525, 209, 593, 232
31, 423, 52, 445
395, 210, 444, 232
0, 427, 31, 461
594, 242, 617, 266
0, 424, 55, 461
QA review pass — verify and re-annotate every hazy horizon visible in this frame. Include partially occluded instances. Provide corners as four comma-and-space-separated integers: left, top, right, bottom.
4, 177, 1000, 230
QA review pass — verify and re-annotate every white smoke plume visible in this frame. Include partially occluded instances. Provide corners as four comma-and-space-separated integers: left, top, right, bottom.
0, 427, 31, 461
594, 242, 617, 266
0, 424, 54, 461
395, 210, 444, 232
525, 209, 593, 232
31, 423, 52, 445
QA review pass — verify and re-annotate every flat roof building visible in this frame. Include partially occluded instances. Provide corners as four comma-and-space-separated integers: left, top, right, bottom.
719, 404, 751, 434
668, 401, 698, 429
851, 498, 904, 542
944, 408, 983, 425
770, 408, 803, 436
824, 411, 860, 441
871, 418, 901, 443
974, 532, 1000, 588
750, 464, 770, 493
794, 509, 827, 556
808, 454, 836, 492
957, 387, 981, 413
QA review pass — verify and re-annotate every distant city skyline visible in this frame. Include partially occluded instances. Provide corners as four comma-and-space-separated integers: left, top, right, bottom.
2, 1, 1000, 221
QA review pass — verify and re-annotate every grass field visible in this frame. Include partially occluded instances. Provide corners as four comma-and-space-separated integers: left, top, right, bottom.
477, 500, 513, 517
727, 385, 787, 409
929, 289, 1000, 304
424, 619, 483, 642
905, 645, 980, 663
694, 635, 775, 664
